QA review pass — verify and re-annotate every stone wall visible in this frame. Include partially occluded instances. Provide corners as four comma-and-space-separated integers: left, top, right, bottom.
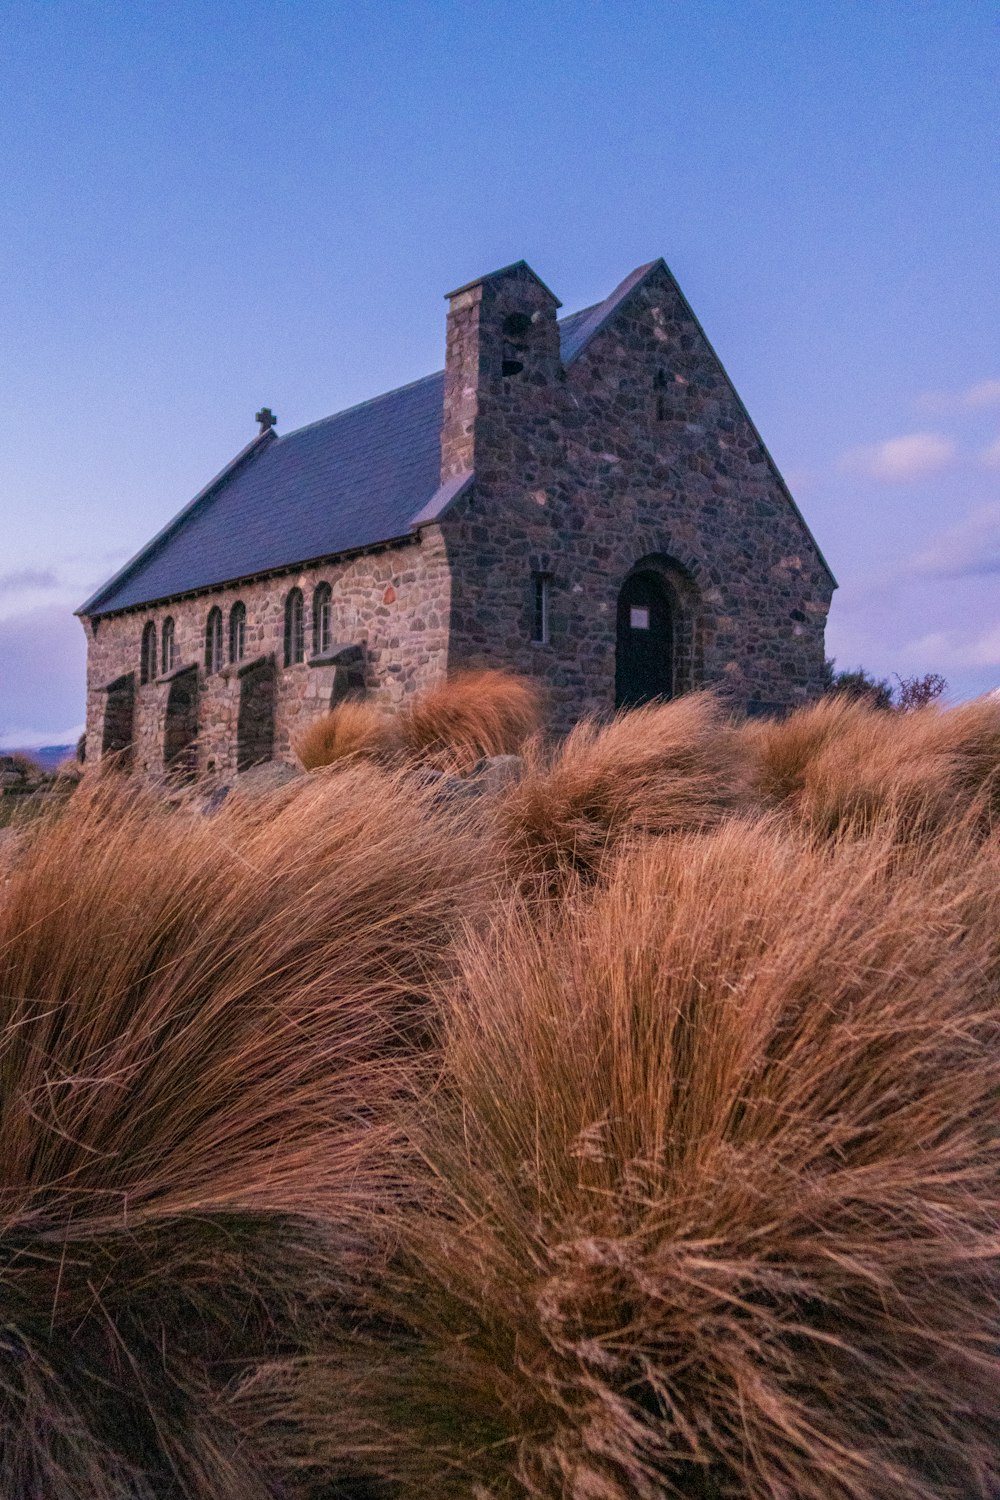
437, 261, 834, 734
82, 528, 451, 775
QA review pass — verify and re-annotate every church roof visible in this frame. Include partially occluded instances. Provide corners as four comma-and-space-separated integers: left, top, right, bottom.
81, 373, 446, 617
79, 263, 663, 618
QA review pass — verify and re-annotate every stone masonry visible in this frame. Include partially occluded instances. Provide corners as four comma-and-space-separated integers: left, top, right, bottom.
83, 533, 451, 777
81, 256, 834, 773
441, 261, 832, 732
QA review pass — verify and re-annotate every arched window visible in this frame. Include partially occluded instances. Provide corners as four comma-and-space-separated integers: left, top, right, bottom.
284, 587, 305, 666
140, 621, 157, 685
312, 582, 332, 657
161, 617, 177, 675
205, 607, 223, 674
229, 601, 246, 664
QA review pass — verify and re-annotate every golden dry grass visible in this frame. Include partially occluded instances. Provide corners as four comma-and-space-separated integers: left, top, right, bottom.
397, 668, 544, 772
495, 692, 750, 892
745, 694, 1000, 840
0, 766, 484, 1499
296, 816, 1000, 1499
4, 688, 1000, 1497
293, 698, 402, 768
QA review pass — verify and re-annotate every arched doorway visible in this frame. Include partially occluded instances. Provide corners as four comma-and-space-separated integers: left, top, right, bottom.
615, 570, 674, 709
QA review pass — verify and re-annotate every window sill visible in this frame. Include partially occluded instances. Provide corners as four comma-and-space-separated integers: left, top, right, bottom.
308, 643, 365, 668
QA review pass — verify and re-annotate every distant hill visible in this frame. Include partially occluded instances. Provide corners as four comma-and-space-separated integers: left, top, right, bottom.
3, 744, 75, 773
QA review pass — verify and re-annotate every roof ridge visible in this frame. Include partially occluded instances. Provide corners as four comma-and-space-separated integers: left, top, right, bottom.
559, 301, 603, 323
560, 260, 666, 365
278, 297, 632, 444
280, 369, 444, 441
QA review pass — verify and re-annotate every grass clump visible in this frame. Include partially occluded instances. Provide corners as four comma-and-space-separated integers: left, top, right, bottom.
0, 766, 484, 1499
311, 817, 1000, 1499
496, 692, 749, 892
294, 670, 542, 775
397, 668, 544, 772
294, 699, 402, 769
4, 687, 1000, 1497
746, 693, 1000, 839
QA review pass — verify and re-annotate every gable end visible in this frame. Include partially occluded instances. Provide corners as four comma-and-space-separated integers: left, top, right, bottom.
567, 259, 836, 588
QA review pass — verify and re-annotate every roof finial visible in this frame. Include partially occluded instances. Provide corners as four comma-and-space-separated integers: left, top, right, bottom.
255, 407, 277, 434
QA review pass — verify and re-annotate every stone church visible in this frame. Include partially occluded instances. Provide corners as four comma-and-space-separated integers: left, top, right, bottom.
79, 257, 835, 776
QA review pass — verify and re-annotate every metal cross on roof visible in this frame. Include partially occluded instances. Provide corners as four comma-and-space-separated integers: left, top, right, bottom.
255, 407, 277, 433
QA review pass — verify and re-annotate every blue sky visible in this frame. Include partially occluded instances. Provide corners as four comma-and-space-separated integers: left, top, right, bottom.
1, 0, 998, 744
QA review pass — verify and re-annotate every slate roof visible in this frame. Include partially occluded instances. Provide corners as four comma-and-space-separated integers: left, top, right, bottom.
80, 264, 661, 618
558, 261, 660, 362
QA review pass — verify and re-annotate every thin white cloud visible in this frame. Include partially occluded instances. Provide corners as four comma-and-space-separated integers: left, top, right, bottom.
781, 465, 820, 494
0, 724, 85, 751
980, 437, 1000, 469
0, 567, 60, 596
0, 605, 87, 746
841, 432, 956, 482
966, 380, 1000, 409
900, 625, 1000, 674
909, 502, 1000, 578
915, 379, 1000, 415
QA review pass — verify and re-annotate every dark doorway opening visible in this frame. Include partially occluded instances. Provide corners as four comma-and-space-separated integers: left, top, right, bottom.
237, 657, 276, 771
615, 571, 674, 709
102, 673, 136, 769
164, 667, 199, 780
329, 644, 367, 707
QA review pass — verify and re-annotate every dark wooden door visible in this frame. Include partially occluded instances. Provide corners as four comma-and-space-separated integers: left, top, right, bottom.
164, 668, 199, 780
615, 571, 673, 709
102, 673, 136, 769
237, 658, 276, 771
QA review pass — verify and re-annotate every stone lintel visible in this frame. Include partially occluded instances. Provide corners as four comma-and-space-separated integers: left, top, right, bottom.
237, 653, 276, 680
307, 643, 366, 669
156, 661, 198, 685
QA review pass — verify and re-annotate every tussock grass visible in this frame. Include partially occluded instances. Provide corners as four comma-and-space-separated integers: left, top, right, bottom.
746, 693, 1000, 839
398, 668, 544, 772
496, 692, 750, 892
305, 816, 1000, 1499
294, 699, 402, 769
0, 766, 484, 1498
743, 693, 871, 808
294, 670, 542, 775
4, 688, 1000, 1496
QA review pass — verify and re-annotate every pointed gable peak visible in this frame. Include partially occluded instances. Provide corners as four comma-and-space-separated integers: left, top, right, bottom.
608, 257, 668, 298
560, 258, 670, 364
445, 259, 562, 307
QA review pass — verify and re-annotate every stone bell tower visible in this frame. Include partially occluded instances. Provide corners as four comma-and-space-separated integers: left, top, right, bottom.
439, 259, 563, 482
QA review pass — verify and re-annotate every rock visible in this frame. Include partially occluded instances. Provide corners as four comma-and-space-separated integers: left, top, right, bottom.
431, 754, 526, 808
200, 784, 231, 816
236, 759, 303, 793
465, 754, 525, 793
202, 758, 304, 813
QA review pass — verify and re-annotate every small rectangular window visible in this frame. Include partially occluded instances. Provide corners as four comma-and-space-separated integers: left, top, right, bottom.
630, 605, 650, 630
531, 572, 551, 645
